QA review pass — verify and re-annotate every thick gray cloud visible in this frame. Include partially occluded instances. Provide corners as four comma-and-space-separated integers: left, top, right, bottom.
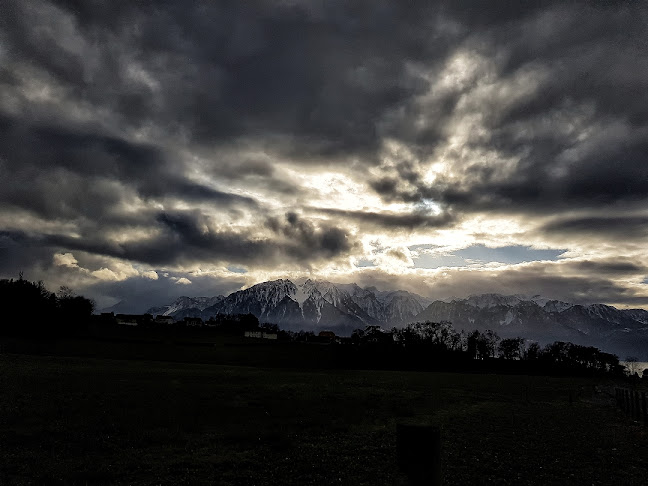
367, 3, 648, 215
542, 216, 648, 239
568, 259, 647, 276
1, 0, 647, 307
0, 210, 358, 270
0, 115, 256, 216
3, 0, 451, 157
315, 208, 456, 231
266, 212, 357, 261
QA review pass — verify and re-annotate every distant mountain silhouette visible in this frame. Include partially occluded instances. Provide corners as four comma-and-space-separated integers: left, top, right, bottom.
99, 300, 142, 315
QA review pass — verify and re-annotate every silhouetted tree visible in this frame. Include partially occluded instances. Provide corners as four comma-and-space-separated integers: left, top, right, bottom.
56, 287, 95, 334
394, 321, 463, 354
535, 341, 622, 375
484, 330, 500, 358
498, 337, 525, 360
544, 341, 571, 365
0, 276, 56, 336
0, 276, 93, 337
465, 330, 480, 360
523, 341, 542, 361
465, 330, 499, 360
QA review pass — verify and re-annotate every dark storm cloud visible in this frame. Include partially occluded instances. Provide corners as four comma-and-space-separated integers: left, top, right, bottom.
142, 210, 356, 264
542, 216, 648, 239
0, 116, 256, 219
131, 210, 356, 265
144, 211, 281, 266
0, 210, 358, 270
435, 136, 648, 213
355, 264, 648, 308
266, 212, 357, 260
568, 260, 647, 276
315, 208, 456, 230
370, 178, 400, 198
0, 231, 57, 278
4, 0, 646, 199
3, 0, 457, 158
202, 157, 302, 196
493, 3, 648, 127
372, 127, 648, 214
366, 2, 648, 215
8, 0, 644, 215
154, 178, 256, 206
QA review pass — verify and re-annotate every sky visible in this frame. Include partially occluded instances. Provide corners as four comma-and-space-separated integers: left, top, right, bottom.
1, 1, 648, 312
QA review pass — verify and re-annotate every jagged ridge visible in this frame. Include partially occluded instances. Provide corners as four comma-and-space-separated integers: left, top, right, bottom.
146, 283, 648, 358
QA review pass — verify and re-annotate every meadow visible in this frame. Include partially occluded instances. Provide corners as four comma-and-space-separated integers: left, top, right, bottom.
0, 343, 647, 485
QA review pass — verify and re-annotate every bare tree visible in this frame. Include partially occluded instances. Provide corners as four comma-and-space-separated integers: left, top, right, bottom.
625, 356, 641, 376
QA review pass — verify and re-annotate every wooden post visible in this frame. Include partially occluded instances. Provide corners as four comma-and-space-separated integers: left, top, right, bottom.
642, 392, 647, 426
397, 424, 442, 485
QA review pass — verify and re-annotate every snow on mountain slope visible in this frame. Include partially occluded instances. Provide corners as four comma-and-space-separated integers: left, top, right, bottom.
150, 279, 427, 330
345, 286, 426, 323
464, 293, 527, 309
623, 308, 648, 325
541, 300, 574, 313
146, 283, 648, 357
301, 280, 378, 324
211, 279, 298, 317
411, 293, 648, 358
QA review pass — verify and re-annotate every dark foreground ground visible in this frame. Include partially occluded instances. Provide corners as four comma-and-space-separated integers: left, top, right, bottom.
0, 350, 647, 485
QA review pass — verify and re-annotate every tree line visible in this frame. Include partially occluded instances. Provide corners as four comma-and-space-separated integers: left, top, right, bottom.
0, 275, 94, 337
344, 321, 623, 376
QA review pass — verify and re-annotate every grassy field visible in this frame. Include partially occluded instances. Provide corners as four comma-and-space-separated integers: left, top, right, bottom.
0, 351, 647, 485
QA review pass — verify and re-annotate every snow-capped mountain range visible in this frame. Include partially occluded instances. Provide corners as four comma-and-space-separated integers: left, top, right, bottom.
146, 280, 648, 358
414, 293, 648, 358
146, 279, 428, 334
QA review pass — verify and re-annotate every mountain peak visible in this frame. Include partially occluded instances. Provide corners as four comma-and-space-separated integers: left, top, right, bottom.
464, 293, 526, 309
146, 285, 648, 357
